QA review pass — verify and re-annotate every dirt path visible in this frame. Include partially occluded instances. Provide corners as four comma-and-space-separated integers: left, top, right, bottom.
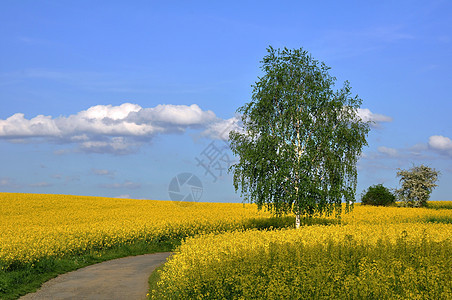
20, 252, 172, 300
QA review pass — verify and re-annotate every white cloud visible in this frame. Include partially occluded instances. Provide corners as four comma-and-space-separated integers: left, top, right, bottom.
92, 168, 115, 177
429, 135, 452, 156
199, 114, 243, 141
0, 177, 19, 188
429, 135, 452, 151
377, 146, 398, 157
409, 143, 428, 156
80, 137, 134, 154
29, 182, 52, 187
0, 103, 230, 154
128, 104, 216, 127
115, 194, 131, 199
54, 149, 71, 155
363, 135, 452, 165
356, 108, 392, 127
100, 180, 141, 189
0, 113, 61, 137
57, 103, 155, 137
82, 103, 141, 120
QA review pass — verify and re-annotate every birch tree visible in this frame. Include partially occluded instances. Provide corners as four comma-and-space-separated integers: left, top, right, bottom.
229, 47, 370, 227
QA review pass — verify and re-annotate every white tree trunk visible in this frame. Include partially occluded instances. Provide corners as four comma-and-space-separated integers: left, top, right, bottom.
295, 212, 301, 229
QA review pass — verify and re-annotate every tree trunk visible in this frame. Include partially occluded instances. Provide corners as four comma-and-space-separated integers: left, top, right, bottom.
295, 212, 300, 229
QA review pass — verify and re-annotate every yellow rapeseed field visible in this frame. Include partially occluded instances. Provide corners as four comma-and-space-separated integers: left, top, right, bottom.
340, 203, 452, 224
153, 224, 452, 299
0, 192, 270, 268
2, 193, 452, 299
151, 202, 452, 299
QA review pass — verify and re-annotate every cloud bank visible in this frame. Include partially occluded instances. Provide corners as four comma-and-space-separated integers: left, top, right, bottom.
356, 108, 392, 127
429, 135, 452, 157
0, 103, 390, 154
0, 103, 236, 154
362, 135, 452, 168
377, 146, 398, 157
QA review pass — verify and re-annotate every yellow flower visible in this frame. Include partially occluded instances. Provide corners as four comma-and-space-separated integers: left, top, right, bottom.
0, 192, 270, 266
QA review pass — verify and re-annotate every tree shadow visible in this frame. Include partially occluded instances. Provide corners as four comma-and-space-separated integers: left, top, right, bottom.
245, 215, 340, 230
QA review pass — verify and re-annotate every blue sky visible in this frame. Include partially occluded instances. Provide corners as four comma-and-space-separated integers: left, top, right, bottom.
1, 0, 451, 202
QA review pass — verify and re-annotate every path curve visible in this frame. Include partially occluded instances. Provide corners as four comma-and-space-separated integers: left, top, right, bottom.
20, 252, 172, 300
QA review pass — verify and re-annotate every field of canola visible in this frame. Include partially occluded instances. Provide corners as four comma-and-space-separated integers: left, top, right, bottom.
151, 202, 452, 299
0, 192, 271, 269
1, 193, 451, 299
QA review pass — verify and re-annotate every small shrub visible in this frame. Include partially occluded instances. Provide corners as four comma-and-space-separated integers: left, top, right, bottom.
361, 184, 395, 206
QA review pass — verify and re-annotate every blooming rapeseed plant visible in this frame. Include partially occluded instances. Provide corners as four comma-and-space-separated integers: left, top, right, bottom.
0, 193, 270, 269
2, 193, 451, 299
151, 202, 452, 299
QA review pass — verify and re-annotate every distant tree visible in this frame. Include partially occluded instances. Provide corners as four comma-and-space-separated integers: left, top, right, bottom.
396, 164, 440, 207
229, 46, 370, 228
360, 184, 396, 206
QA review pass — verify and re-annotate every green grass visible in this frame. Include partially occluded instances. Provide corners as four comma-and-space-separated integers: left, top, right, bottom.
424, 216, 452, 224
245, 215, 340, 230
147, 263, 166, 298
0, 239, 179, 300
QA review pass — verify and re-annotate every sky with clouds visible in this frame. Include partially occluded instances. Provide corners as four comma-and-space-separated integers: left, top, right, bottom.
1, 0, 451, 202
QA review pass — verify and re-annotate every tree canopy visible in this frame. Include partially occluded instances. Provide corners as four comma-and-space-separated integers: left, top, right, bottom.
396, 164, 440, 207
229, 46, 370, 225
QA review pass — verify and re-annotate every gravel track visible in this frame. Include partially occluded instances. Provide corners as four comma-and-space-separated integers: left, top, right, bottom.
20, 252, 172, 300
